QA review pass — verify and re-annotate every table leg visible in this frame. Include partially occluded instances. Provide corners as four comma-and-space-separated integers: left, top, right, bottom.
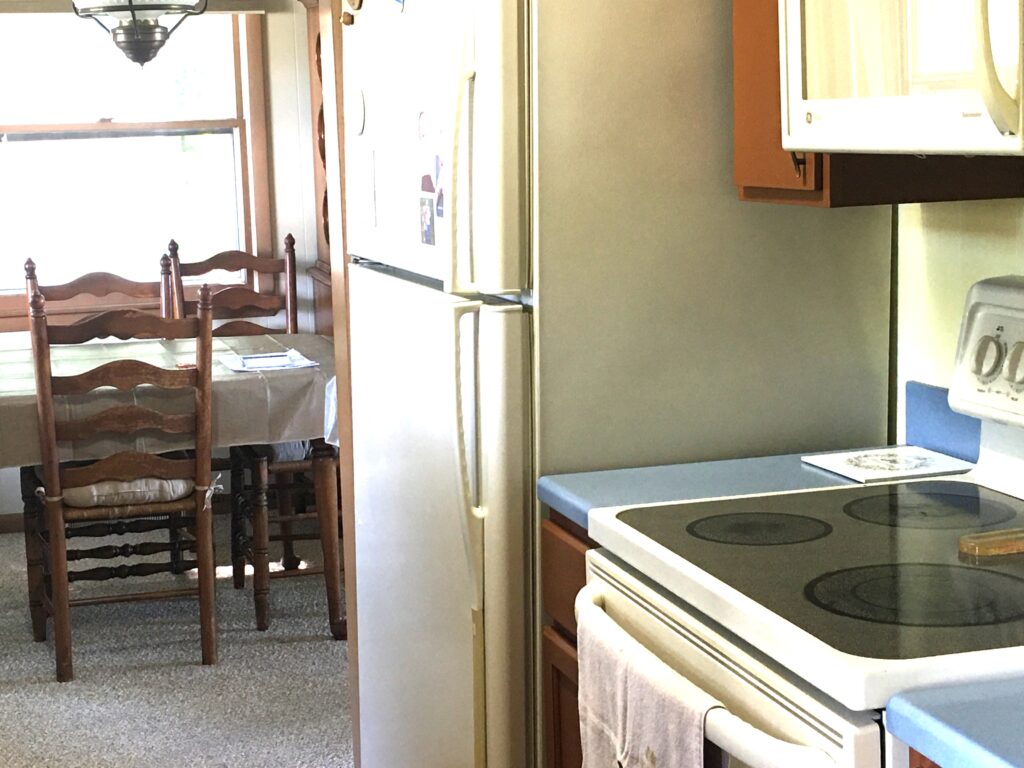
253, 457, 271, 631
313, 442, 345, 641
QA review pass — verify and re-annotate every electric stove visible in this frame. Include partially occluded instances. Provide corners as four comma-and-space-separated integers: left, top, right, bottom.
588, 276, 1024, 713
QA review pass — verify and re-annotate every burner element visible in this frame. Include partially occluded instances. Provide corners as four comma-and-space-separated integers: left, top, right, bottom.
805, 564, 1024, 627
844, 487, 1017, 529
686, 513, 832, 546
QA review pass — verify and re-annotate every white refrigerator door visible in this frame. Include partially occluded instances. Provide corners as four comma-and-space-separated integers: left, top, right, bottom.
349, 264, 529, 768
342, 0, 525, 294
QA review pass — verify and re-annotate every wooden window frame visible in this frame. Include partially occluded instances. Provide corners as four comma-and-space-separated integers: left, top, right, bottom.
0, 14, 271, 332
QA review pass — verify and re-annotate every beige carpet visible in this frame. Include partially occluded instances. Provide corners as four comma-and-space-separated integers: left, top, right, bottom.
0, 524, 353, 768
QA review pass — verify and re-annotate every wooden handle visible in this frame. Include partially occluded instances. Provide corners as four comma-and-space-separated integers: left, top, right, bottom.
959, 528, 1024, 557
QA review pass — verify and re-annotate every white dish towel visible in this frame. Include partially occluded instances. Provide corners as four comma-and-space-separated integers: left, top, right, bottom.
577, 594, 723, 768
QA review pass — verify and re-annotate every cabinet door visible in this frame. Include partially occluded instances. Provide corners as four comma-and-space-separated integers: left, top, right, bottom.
543, 626, 583, 768
541, 519, 590, 637
733, 0, 819, 193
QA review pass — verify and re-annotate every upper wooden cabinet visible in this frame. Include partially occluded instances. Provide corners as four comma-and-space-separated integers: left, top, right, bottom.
733, 0, 1024, 207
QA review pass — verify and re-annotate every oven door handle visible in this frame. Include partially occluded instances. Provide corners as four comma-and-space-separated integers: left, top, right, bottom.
576, 585, 838, 768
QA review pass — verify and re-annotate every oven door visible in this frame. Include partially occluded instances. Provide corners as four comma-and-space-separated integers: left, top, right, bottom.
583, 551, 883, 768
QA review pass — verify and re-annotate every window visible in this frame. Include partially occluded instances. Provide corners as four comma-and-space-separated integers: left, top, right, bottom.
0, 11, 269, 329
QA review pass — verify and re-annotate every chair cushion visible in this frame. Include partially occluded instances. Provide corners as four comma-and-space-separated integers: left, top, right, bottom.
63, 477, 195, 509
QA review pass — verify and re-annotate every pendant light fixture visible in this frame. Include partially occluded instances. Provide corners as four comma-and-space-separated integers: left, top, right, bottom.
71, 1, 209, 65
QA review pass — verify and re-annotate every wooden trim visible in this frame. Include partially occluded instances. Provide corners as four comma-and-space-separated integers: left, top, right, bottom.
242, 13, 274, 293
1, 119, 241, 137
320, 0, 358, 761
0, 513, 22, 535
308, 264, 331, 286
233, 15, 254, 256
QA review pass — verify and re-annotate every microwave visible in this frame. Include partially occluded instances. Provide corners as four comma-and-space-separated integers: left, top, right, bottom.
779, 0, 1024, 155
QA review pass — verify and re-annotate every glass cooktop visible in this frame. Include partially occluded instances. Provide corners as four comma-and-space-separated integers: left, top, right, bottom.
617, 480, 1024, 659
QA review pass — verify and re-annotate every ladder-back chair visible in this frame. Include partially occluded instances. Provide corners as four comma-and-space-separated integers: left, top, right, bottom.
21, 258, 189, 618
24, 256, 175, 323
167, 236, 297, 335
166, 235, 343, 640
26, 285, 216, 681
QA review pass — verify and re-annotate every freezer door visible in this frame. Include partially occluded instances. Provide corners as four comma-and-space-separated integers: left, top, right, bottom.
349, 265, 529, 768
342, 0, 525, 294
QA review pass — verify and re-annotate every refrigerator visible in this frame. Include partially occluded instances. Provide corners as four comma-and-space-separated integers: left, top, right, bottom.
343, 2, 894, 767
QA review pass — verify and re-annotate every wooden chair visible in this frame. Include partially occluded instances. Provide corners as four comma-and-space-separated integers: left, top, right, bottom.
21, 258, 193, 602
166, 236, 297, 334
167, 236, 344, 640
25, 284, 216, 681
23, 256, 176, 324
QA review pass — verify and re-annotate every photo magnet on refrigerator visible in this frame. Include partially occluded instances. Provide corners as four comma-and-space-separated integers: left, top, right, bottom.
420, 198, 435, 245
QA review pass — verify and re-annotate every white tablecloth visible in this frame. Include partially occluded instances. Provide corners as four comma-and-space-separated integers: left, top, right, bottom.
0, 333, 336, 468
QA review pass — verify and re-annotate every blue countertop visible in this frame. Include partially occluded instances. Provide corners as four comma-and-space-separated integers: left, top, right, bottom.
888, 679, 1024, 768
537, 453, 856, 531
538, 381, 983, 532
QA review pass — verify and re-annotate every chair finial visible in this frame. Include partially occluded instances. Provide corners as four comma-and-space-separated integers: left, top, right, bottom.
284, 233, 295, 253
29, 290, 45, 317
198, 283, 212, 311
160, 253, 171, 275
24, 258, 36, 281
168, 239, 179, 259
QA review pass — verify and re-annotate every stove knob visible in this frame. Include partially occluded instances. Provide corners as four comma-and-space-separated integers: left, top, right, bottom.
972, 335, 1005, 381
1005, 342, 1024, 387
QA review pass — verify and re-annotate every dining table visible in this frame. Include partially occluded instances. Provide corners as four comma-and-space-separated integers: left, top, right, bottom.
0, 330, 343, 637
0, 332, 336, 467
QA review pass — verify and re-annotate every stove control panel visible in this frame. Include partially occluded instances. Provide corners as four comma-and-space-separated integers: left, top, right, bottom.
950, 275, 1024, 426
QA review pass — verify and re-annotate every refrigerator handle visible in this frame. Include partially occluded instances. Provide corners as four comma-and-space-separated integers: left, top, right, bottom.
449, 69, 477, 296
452, 301, 485, 611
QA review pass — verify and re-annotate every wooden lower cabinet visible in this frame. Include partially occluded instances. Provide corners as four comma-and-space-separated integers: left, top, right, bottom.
541, 511, 595, 768
909, 749, 941, 768
543, 625, 583, 768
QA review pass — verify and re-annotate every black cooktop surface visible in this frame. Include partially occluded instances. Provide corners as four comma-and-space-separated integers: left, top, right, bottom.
617, 480, 1024, 659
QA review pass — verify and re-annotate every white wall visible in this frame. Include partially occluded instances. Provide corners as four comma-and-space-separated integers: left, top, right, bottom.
263, 0, 319, 333
896, 200, 1024, 439
533, 0, 893, 476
